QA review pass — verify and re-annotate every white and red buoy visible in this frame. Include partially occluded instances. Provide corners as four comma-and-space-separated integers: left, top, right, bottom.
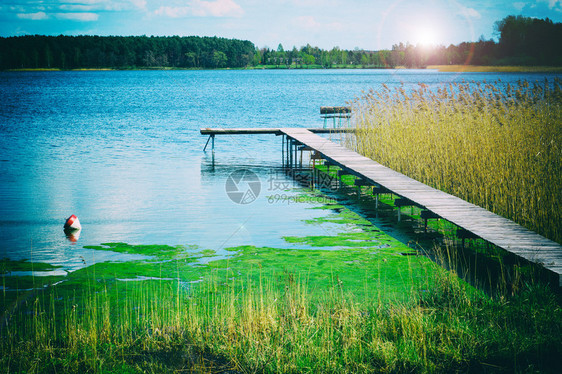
64, 214, 81, 231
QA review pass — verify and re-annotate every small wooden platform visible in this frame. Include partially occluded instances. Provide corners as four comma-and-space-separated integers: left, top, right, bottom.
200, 128, 355, 135
200, 128, 355, 151
280, 128, 562, 286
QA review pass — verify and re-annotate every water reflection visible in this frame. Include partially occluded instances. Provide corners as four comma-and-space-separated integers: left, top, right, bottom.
64, 227, 81, 243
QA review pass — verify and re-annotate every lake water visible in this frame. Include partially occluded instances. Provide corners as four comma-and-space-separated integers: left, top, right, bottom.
1, 69, 559, 271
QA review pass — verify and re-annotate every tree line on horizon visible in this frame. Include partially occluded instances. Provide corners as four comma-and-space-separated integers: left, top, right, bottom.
1, 15, 561, 70
0, 35, 255, 70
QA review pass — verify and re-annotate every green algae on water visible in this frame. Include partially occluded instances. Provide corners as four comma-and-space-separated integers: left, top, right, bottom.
284, 231, 393, 248
83, 242, 200, 258
1, 258, 62, 273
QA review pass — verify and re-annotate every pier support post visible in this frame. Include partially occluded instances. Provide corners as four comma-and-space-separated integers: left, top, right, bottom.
286, 136, 290, 169
294, 140, 298, 170
290, 139, 294, 169
287, 137, 293, 169
282, 135, 285, 168
312, 160, 316, 190
203, 134, 215, 152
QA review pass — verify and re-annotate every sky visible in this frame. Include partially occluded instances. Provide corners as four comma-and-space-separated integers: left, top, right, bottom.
1, 0, 562, 50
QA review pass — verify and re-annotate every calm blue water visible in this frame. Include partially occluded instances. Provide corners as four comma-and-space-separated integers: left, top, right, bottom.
1, 69, 559, 270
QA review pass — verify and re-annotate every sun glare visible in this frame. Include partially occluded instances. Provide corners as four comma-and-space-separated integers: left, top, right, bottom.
414, 26, 438, 47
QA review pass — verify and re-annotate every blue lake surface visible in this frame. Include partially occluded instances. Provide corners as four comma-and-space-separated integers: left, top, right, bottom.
1, 69, 560, 270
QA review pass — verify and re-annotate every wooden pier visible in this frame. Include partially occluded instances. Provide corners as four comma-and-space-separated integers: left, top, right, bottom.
201, 127, 562, 286
200, 127, 354, 151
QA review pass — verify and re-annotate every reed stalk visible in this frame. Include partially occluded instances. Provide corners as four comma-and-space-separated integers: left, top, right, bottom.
347, 79, 562, 244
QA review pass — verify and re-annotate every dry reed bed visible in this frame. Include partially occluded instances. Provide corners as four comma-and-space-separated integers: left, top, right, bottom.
348, 79, 562, 244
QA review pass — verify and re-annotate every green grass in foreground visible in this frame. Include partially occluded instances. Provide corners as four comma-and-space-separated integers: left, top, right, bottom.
1, 260, 560, 373
2, 196, 561, 373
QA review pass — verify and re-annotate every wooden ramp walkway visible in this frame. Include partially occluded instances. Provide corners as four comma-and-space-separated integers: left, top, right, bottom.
280, 128, 562, 286
200, 127, 562, 286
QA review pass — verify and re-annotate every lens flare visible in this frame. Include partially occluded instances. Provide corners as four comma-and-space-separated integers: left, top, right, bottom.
414, 26, 438, 46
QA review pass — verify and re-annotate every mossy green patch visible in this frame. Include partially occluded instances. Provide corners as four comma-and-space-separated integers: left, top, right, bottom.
304, 207, 373, 226
59, 258, 204, 291
83, 242, 198, 258
56, 240, 440, 303
196, 249, 217, 257
284, 231, 393, 248
1, 258, 61, 273
201, 244, 441, 301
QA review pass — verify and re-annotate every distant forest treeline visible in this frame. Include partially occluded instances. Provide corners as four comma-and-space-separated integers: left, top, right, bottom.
0, 35, 255, 69
1, 15, 561, 70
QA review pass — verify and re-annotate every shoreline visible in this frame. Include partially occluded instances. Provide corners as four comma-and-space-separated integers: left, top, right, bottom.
5, 65, 562, 73
427, 64, 562, 73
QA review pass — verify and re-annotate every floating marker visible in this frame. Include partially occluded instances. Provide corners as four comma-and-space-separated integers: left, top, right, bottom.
64, 214, 81, 231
